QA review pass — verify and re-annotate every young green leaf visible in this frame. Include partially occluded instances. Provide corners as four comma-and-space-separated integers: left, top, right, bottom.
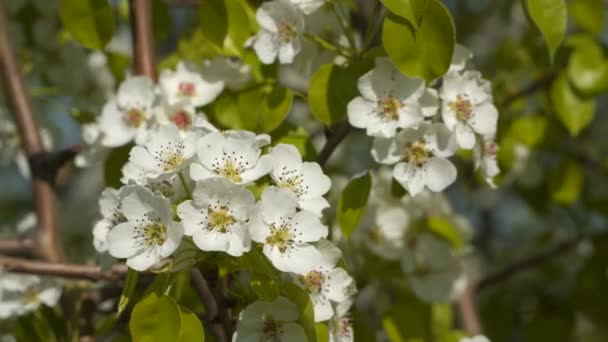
338, 172, 372, 239
59, 0, 115, 50
382, 0, 455, 82
567, 39, 608, 97
570, 0, 604, 35
250, 273, 280, 301
281, 282, 318, 342
177, 306, 205, 341
104, 144, 132, 188
130, 293, 182, 342
549, 159, 583, 205
117, 268, 139, 317
524, 0, 567, 62
199, 0, 228, 48
380, 0, 428, 29
550, 74, 596, 136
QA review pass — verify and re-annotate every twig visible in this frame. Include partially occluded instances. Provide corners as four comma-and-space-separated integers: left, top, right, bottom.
457, 284, 482, 335
0, 2, 63, 262
190, 269, 226, 342
0, 237, 34, 256
0, 256, 129, 281
317, 122, 352, 166
500, 72, 557, 108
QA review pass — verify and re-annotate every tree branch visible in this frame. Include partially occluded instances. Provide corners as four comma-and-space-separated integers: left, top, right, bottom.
0, 237, 34, 256
191, 269, 227, 342
457, 283, 483, 335
317, 122, 352, 166
0, 256, 129, 281
0, 2, 63, 262
500, 72, 557, 108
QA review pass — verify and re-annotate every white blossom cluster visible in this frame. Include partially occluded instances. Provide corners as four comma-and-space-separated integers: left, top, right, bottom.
348, 46, 500, 195
0, 269, 61, 319
353, 170, 472, 303
89, 67, 356, 341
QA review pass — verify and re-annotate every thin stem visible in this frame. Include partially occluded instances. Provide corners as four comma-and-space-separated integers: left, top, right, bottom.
329, 2, 358, 56
179, 172, 192, 199
362, 0, 380, 49
303, 33, 351, 58
0, 256, 129, 281
457, 284, 482, 335
0, 2, 63, 262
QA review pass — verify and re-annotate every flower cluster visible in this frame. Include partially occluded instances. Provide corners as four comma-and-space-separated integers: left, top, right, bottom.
348, 47, 500, 195
90, 71, 356, 341
0, 269, 61, 319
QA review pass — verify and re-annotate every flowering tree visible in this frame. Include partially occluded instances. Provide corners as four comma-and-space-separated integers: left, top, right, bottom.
0, 0, 606, 341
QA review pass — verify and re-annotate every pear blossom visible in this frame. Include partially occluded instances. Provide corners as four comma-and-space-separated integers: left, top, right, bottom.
347, 58, 437, 138
289, 0, 326, 14
249, 187, 327, 274
291, 240, 354, 322
0, 272, 61, 319
121, 162, 189, 201
233, 297, 307, 342
440, 70, 498, 149
401, 233, 461, 302
372, 123, 457, 196
459, 335, 491, 342
155, 101, 197, 133
128, 124, 196, 179
159, 61, 223, 107
202, 56, 252, 91
107, 186, 184, 271
449, 44, 473, 73
364, 205, 410, 260
473, 138, 500, 188
177, 178, 255, 256
190, 131, 273, 185
93, 186, 137, 253
98, 76, 156, 147
75, 123, 109, 167
249, 0, 304, 64
329, 299, 354, 342
269, 144, 331, 216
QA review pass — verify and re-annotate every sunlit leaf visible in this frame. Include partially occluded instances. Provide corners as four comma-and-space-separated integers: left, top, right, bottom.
524, 0, 567, 62
59, 0, 115, 50
338, 172, 372, 239
550, 73, 595, 136
130, 293, 182, 342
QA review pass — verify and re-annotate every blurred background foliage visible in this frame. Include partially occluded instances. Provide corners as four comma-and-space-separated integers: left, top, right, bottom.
1, 0, 608, 341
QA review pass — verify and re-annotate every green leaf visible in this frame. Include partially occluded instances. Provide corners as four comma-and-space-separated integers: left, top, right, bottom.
152, 0, 172, 41
567, 39, 608, 97
59, 0, 115, 50
316, 323, 329, 342
308, 63, 366, 126
338, 172, 372, 239
117, 268, 139, 317
383, 291, 432, 341
259, 86, 293, 133
426, 216, 463, 250
199, 0, 228, 48
524, 0, 567, 62
130, 293, 182, 342
382, 0, 455, 82
250, 273, 280, 301
550, 73, 596, 136
270, 123, 317, 161
104, 144, 132, 188
549, 159, 583, 205
281, 283, 318, 342
570, 0, 604, 34
69, 108, 96, 124
177, 306, 205, 341
106, 52, 132, 83
241, 247, 281, 281
507, 115, 548, 147
380, 0, 428, 28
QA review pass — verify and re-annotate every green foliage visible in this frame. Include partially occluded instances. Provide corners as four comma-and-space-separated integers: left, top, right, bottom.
382, 0, 455, 82
69, 108, 96, 125
427, 215, 463, 250
524, 0, 567, 62
570, 0, 605, 35
383, 291, 432, 341
270, 123, 317, 161
250, 272, 280, 301
316, 323, 329, 342
550, 73, 596, 136
338, 172, 372, 238
507, 115, 548, 147
281, 282, 318, 342
549, 159, 583, 205
130, 293, 182, 342
177, 307, 205, 341
380, 0, 428, 29
152, 0, 172, 41
198, 0, 255, 55
59, 0, 115, 50
117, 268, 139, 317
575, 236, 608, 331
567, 38, 608, 97
104, 144, 132, 188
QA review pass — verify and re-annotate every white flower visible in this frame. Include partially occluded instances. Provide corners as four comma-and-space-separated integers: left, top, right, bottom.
155, 101, 197, 134
249, 0, 304, 64
372, 123, 457, 196
202, 56, 252, 91
107, 186, 184, 271
473, 138, 500, 188
93, 186, 136, 253
99, 76, 156, 147
128, 124, 196, 179
0, 272, 61, 319
347, 58, 437, 138
178, 178, 255, 256
459, 335, 490, 342
289, 0, 326, 14
440, 70, 498, 149
159, 61, 224, 107
249, 187, 327, 274
329, 299, 353, 342
269, 144, 331, 216
401, 233, 461, 302
190, 131, 273, 185
121, 163, 189, 202
75, 123, 109, 167
364, 205, 410, 260
449, 44, 473, 73
233, 296, 307, 342
291, 240, 353, 322
16, 212, 37, 234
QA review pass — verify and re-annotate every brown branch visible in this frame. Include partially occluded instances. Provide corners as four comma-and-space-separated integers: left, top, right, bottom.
457, 283, 482, 335
191, 269, 226, 342
130, 0, 158, 81
317, 122, 352, 166
0, 2, 63, 262
500, 72, 557, 108
0, 256, 129, 281
0, 237, 34, 256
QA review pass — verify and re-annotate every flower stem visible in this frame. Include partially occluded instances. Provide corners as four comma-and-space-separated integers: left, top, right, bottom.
303, 33, 351, 59
178, 171, 192, 199
329, 2, 358, 57
363, 0, 382, 51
